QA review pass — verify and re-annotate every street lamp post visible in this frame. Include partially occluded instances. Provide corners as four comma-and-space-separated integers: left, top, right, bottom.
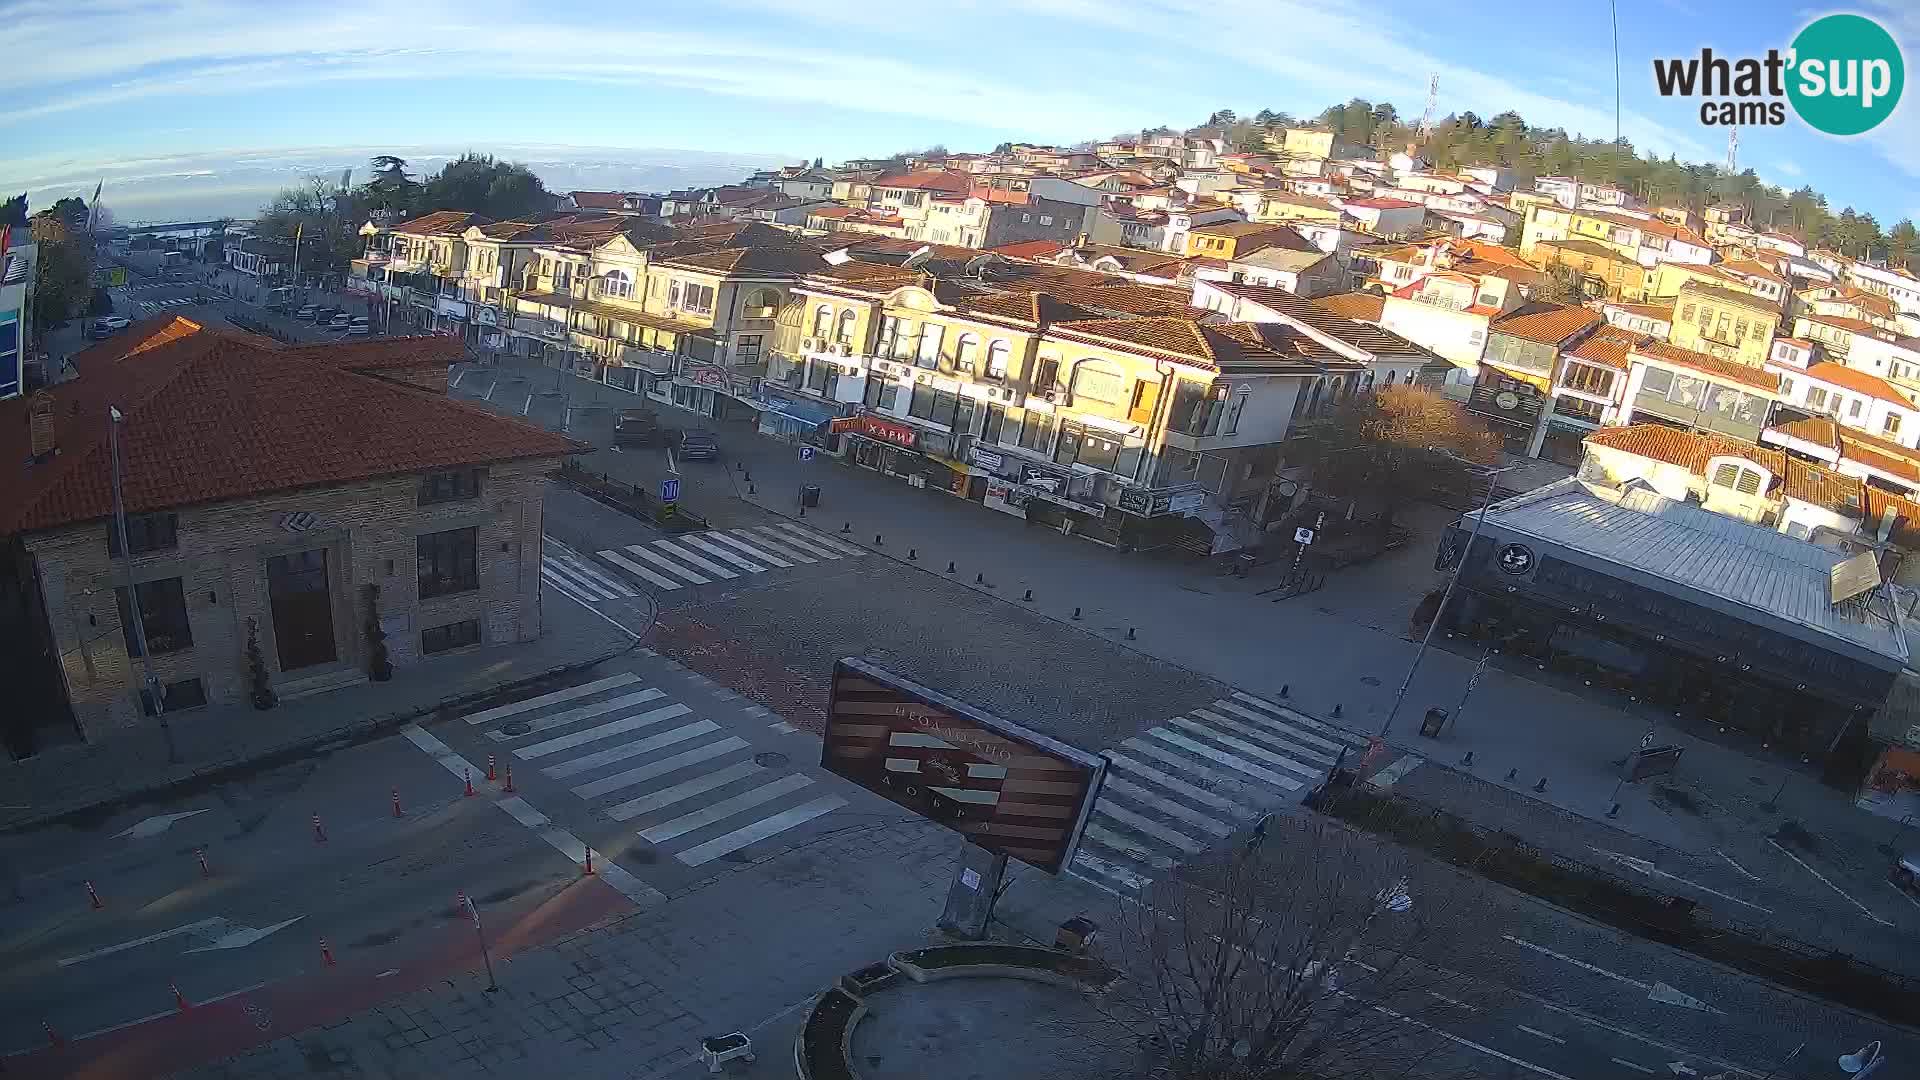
108, 405, 179, 764
461, 893, 500, 993
1378, 453, 1520, 739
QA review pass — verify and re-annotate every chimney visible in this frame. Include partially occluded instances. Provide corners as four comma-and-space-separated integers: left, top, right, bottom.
28, 392, 56, 461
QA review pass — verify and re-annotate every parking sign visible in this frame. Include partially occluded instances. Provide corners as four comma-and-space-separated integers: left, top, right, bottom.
799, 445, 816, 463
660, 477, 680, 504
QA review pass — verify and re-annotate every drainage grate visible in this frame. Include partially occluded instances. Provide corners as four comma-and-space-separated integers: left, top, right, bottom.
754, 751, 790, 768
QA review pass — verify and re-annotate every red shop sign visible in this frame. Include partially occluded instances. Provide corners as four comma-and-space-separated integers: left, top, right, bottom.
856, 415, 918, 449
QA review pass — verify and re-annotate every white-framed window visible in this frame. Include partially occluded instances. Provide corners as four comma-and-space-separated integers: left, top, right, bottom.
916, 323, 945, 368
1850, 398, 1864, 419
1040, 215, 1053, 226
986, 340, 1011, 380
811, 304, 832, 338
1887, 413, 1904, 437
953, 333, 980, 372
599, 269, 633, 299
835, 309, 858, 345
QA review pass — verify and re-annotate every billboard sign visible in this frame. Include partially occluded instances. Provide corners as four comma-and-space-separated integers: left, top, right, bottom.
821, 658, 1104, 874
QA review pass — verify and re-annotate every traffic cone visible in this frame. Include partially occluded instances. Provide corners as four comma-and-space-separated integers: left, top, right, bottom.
320, 938, 335, 966
486, 754, 497, 782
392, 788, 403, 817
43, 1020, 63, 1046
464, 768, 475, 798
503, 764, 516, 793
86, 880, 103, 909
171, 983, 192, 1011
312, 814, 327, 843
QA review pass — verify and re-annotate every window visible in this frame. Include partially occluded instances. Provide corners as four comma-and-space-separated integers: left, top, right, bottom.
1850, 398, 1864, 419
909, 382, 939, 420
1640, 368, 1674, 395
117, 577, 192, 656
422, 619, 482, 655
982, 403, 1006, 445
1018, 410, 1054, 452
892, 319, 918, 359
1887, 413, 1904, 437
835, 309, 858, 345
1807, 386, 1829, 411
916, 324, 945, 369
1040, 215, 1053, 226
1053, 423, 1082, 465
878, 315, 904, 356
1779, 376, 1795, 396
1711, 462, 1764, 495
599, 270, 633, 299
865, 378, 899, 411
678, 282, 716, 314
736, 335, 762, 365
1033, 356, 1059, 392
669, 280, 682, 309
418, 527, 479, 599
418, 469, 482, 506
811, 305, 832, 339
986, 340, 1011, 380
140, 677, 207, 716
107, 512, 179, 556
953, 333, 980, 373
1077, 429, 1121, 471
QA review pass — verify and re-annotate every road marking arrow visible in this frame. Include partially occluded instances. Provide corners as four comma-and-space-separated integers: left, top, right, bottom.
113, 809, 211, 840
1667, 1064, 1696, 1077
58, 918, 226, 967
1648, 981, 1722, 1014
185, 915, 305, 953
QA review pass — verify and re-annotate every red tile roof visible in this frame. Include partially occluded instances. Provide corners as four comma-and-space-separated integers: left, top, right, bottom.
1584, 424, 1785, 476
1344, 197, 1423, 210
1314, 292, 1386, 322
0, 317, 578, 537
1567, 326, 1650, 370
390, 210, 493, 237
988, 240, 1070, 260
1050, 316, 1320, 374
568, 191, 631, 210
1802, 362, 1915, 408
1490, 302, 1603, 346
1633, 341, 1781, 392
872, 171, 972, 194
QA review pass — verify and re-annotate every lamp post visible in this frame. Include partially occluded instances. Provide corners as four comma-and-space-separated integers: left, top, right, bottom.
1378, 452, 1521, 739
108, 405, 179, 764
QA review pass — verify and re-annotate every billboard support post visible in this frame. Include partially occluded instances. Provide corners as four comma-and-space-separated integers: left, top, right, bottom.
937, 840, 1009, 940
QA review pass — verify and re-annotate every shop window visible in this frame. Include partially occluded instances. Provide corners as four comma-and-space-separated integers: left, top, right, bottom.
982, 403, 1005, 445
1018, 410, 1054, 452
909, 383, 939, 420
422, 619, 482, 654
117, 577, 192, 656
141, 677, 207, 715
418, 468, 483, 506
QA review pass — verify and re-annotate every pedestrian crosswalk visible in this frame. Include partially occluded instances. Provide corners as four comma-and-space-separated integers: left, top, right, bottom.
135, 297, 200, 313
540, 523, 867, 606
1069, 692, 1372, 895
460, 671, 847, 866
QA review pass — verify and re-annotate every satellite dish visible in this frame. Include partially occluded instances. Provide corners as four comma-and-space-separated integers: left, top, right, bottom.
965, 254, 999, 278
901, 246, 934, 269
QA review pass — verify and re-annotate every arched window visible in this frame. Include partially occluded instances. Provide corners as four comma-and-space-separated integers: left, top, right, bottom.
985, 340, 1011, 380
599, 269, 632, 299
1361, 371, 1376, 393
811, 305, 832, 339
953, 333, 981, 372
835, 309, 858, 345
746, 288, 781, 317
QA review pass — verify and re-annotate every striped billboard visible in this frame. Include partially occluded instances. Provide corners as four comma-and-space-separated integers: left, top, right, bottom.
821, 658, 1104, 874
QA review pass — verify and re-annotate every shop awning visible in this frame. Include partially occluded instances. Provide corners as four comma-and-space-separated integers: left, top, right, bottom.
758, 396, 838, 428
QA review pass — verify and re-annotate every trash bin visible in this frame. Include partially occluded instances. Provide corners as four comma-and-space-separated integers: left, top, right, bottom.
1419, 708, 1447, 738
800, 484, 822, 508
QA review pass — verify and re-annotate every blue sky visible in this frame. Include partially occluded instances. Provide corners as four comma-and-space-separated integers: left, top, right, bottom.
3, 0, 1917, 224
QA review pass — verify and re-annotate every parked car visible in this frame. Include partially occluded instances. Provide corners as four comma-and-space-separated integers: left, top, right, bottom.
327, 312, 352, 328
1892, 853, 1920, 897
295, 305, 318, 321
678, 428, 721, 461
86, 315, 131, 339
347, 317, 371, 336
612, 408, 664, 447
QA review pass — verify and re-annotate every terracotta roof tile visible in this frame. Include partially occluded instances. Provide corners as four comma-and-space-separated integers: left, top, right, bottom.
1049, 316, 1318, 374
1864, 487, 1920, 545
1313, 292, 1386, 322
390, 210, 493, 237
1585, 424, 1785, 476
1803, 362, 1915, 408
1490, 302, 1603, 346
1633, 341, 1781, 392
1568, 326, 1650, 370
1677, 279, 1781, 313
1773, 414, 1840, 451
872, 170, 972, 194
0, 318, 578, 537
1783, 457, 1865, 513
1839, 437, 1920, 485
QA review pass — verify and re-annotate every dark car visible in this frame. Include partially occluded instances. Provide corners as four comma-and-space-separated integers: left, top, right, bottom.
678, 429, 720, 461
612, 408, 664, 447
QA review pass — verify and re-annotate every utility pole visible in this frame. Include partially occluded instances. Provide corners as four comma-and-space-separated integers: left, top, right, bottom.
109, 406, 178, 764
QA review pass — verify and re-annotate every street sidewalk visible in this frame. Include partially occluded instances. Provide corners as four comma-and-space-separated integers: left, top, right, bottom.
0, 567, 636, 834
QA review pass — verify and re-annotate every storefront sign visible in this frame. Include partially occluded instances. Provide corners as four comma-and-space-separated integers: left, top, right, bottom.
472, 306, 499, 326
855, 415, 918, 449
829, 417, 860, 434
687, 363, 730, 389
1167, 490, 1208, 515
984, 480, 1030, 517
971, 448, 1004, 472
436, 297, 469, 318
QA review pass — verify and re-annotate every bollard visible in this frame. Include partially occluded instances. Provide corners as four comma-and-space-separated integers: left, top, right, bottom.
43, 1020, 62, 1047
583, 848, 595, 876
975, 572, 985, 584
1022, 588, 1033, 601
908, 549, 916, 560
841, 522, 851, 533
1605, 803, 1621, 819
1332, 704, 1342, 717
947, 561, 956, 573
393, 788, 404, 817
743, 470, 752, 483
312, 813, 327, 843
503, 764, 516, 793
197, 849, 212, 878
1504, 768, 1517, 782
1533, 777, 1548, 793
1279, 684, 1289, 698
86, 880, 103, 910
1461, 751, 1474, 767
875, 534, 883, 546
320, 938, 336, 966
172, 983, 192, 1012
487, 754, 497, 782
748, 483, 755, 495
1127, 627, 1136, 640
1072, 607, 1082, 620
464, 768, 475, 798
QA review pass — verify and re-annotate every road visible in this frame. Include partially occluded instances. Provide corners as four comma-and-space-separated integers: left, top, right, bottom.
4, 350, 1910, 1077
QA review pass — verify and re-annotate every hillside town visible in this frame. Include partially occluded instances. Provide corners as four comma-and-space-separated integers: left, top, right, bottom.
11, 114, 1920, 1079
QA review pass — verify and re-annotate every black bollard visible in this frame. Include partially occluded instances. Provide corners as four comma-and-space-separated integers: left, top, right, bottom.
1505, 768, 1517, 782
947, 561, 956, 573
908, 549, 917, 560
875, 535, 882, 546
1072, 607, 1082, 620
842, 522, 851, 533
1279, 684, 1289, 698
975, 572, 984, 584
748, 483, 756, 494
1461, 751, 1474, 767
1606, 803, 1620, 818
1126, 628, 1136, 640
1533, 777, 1547, 793
1332, 704, 1342, 717
1022, 589, 1033, 601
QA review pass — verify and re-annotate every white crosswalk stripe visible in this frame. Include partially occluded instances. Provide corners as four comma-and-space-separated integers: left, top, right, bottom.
455, 673, 848, 866
1070, 694, 1366, 897
541, 526, 872, 594
771, 521, 865, 556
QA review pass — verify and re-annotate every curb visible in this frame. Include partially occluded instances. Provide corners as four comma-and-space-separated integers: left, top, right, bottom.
0, 635, 637, 837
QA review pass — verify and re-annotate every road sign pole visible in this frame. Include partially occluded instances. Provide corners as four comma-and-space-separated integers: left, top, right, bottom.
936, 840, 1008, 941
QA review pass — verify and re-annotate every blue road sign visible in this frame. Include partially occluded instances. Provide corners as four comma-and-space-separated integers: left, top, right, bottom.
799, 445, 816, 463
660, 477, 680, 503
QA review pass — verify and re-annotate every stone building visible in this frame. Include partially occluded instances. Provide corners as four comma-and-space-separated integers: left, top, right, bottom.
0, 316, 577, 756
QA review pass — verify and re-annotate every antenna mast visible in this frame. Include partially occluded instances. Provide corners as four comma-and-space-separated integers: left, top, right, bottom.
1725, 126, 1739, 174
1418, 73, 1439, 142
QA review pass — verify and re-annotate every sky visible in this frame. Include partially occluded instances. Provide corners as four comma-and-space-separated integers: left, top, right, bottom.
1, 0, 1916, 224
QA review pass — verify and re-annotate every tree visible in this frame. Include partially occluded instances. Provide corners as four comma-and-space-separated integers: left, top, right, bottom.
1060, 812, 1475, 1080
1310, 384, 1500, 530
245, 618, 277, 710
1888, 219, 1918, 273
1, 194, 25, 227
28, 212, 92, 329
1534, 264, 1588, 304
1253, 109, 1276, 127
1206, 108, 1238, 128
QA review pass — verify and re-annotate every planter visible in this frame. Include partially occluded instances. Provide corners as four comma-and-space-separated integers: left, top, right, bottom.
794, 988, 865, 1080
888, 944, 1121, 993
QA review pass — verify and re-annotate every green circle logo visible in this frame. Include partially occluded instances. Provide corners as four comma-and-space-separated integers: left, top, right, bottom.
1788, 13, 1904, 136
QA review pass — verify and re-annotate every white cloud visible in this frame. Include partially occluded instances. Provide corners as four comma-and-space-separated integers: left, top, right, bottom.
1773, 160, 1804, 177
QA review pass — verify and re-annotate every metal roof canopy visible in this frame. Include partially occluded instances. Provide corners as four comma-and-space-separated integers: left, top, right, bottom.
1466, 479, 1908, 669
